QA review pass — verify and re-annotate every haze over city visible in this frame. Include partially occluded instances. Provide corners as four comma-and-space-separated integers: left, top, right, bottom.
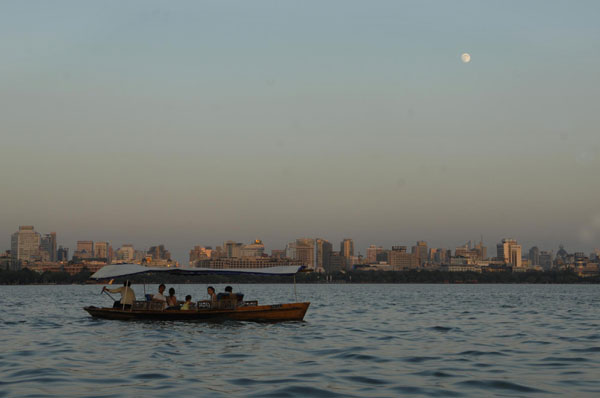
2, 1, 600, 263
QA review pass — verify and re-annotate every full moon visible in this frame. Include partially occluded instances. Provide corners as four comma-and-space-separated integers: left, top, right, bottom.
461, 53, 471, 63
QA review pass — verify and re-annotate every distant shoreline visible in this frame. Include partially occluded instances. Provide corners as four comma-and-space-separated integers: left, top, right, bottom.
1, 269, 598, 285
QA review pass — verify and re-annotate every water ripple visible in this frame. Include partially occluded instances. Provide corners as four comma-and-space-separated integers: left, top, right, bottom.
1, 284, 600, 397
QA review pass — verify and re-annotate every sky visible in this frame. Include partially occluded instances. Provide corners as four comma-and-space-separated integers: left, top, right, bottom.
1, 0, 600, 263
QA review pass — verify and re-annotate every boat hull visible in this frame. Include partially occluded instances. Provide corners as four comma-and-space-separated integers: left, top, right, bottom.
84, 302, 310, 322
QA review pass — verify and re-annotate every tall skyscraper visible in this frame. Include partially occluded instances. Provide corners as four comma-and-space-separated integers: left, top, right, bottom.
340, 239, 354, 258
366, 245, 384, 264
148, 244, 171, 260
497, 238, 522, 267
57, 246, 69, 262
11, 226, 41, 267
40, 232, 57, 262
94, 242, 110, 260
412, 241, 428, 265
286, 238, 315, 269
315, 238, 332, 272
529, 246, 540, 266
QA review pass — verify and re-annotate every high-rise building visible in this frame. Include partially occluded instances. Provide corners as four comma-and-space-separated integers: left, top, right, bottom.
539, 251, 553, 270
115, 244, 135, 262
366, 245, 384, 264
74, 241, 94, 260
315, 238, 332, 272
529, 246, 540, 266
94, 241, 110, 260
340, 239, 354, 258
286, 238, 315, 269
389, 246, 418, 270
223, 241, 243, 258
189, 246, 213, 265
327, 252, 345, 272
40, 232, 57, 262
240, 240, 265, 257
412, 241, 428, 265
497, 238, 522, 267
57, 246, 69, 262
11, 226, 41, 267
148, 244, 171, 260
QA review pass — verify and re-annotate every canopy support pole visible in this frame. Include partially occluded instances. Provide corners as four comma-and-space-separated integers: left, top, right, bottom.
293, 274, 297, 302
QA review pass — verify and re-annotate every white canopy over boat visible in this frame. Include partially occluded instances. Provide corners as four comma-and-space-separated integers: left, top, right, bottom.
89, 263, 304, 280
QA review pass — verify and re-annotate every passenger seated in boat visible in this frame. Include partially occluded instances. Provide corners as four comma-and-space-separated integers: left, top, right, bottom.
216, 286, 244, 308
181, 295, 192, 310
207, 286, 217, 306
103, 281, 136, 310
166, 288, 180, 310
152, 284, 167, 309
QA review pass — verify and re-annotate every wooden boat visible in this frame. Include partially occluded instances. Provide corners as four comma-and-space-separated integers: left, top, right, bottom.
84, 301, 310, 322
84, 263, 310, 323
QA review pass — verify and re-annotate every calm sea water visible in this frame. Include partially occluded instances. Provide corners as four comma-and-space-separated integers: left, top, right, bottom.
1, 284, 599, 397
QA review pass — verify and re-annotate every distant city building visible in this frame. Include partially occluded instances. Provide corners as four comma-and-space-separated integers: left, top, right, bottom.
74, 240, 94, 260
366, 245, 385, 264
529, 246, 540, 266
271, 249, 286, 259
340, 238, 354, 258
539, 250, 553, 270
411, 241, 428, 265
223, 241, 243, 258
497, 238, 522, 268
57, 246, 69, 262
1, 250, 12, 270
148, 244, 171, 260
376, 250, 390, 263
189, 246, 213, 265
327, 252, 345, 272
389, 246, 418, 270
240, 240, 265, 257
286, 238, 315, 269
11, 226, 41, 267
455, 240, 486, 262
94, 241, 110, 260
115, 244, 135, 262
315, 238, 332, 273
555, 245, 569, 265
195, 257, 303, 270
40, 232, 57, 262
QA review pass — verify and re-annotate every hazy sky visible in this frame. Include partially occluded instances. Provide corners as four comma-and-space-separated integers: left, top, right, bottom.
2, 1, 599, 262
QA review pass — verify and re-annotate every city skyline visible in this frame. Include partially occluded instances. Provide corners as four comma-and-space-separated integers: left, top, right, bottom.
2, 1, 600, 265
4, 223, 599, 265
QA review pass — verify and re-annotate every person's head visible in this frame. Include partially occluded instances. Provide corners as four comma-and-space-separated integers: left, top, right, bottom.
185, 295, 192, 302
158, 284, 165, 293
225, 286, 233, 293
169, 288, 175, 296
207, 286, 215, 295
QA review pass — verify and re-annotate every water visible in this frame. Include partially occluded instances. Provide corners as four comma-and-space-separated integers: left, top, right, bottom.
1, 284, 599, 397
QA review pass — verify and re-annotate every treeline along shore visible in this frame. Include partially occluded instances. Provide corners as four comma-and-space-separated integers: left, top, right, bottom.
1, 268, 599, 285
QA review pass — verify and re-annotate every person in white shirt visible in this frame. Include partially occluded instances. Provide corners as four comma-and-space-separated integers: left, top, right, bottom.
152, 284, 167, 309
103, 281, 136, 309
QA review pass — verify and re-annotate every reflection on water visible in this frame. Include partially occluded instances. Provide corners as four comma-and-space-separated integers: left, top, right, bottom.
1, 284, 599, 397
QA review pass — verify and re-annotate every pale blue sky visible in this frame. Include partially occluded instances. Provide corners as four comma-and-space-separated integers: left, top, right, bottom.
2, 1, 599, 262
